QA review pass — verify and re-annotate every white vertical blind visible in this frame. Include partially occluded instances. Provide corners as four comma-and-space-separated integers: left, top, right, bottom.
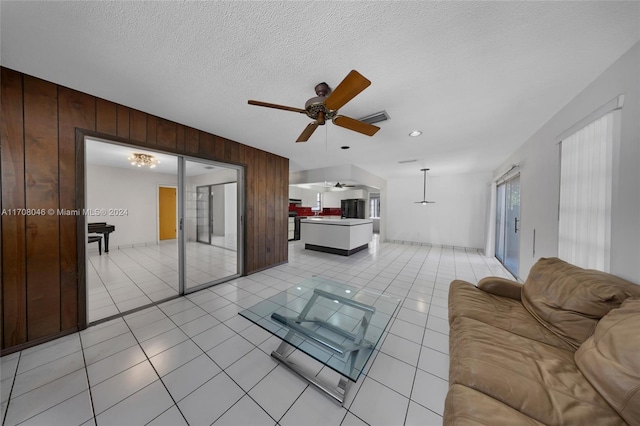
558, 112, 613, 271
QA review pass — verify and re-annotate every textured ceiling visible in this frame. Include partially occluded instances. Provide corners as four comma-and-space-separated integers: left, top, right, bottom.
1, 1, 638, 180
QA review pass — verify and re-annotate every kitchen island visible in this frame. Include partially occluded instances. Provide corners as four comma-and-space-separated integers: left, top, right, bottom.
300, 218, 373, 256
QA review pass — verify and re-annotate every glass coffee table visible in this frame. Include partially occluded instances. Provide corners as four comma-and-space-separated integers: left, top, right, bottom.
239, 276, 400, 405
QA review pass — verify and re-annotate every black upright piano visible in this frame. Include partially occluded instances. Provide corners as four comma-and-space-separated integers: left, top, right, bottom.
88, 222, 116, 253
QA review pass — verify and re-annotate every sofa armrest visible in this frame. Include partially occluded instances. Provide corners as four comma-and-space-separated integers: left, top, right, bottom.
477, 277, 522, 301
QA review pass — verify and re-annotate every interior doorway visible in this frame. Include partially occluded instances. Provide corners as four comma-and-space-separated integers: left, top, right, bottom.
495, 175, 520, 277
159, 186, 177, 240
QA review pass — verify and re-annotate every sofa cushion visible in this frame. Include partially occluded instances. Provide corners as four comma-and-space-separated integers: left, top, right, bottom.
449, 316, 626, 425
449, 280, 574, 351
444, 384, 545, 426
575, 298, 640, 426
521, 257, 640, 349
477, 276, 522, 300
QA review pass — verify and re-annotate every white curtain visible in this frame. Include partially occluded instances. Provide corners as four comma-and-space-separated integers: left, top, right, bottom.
558, 112, 613, 271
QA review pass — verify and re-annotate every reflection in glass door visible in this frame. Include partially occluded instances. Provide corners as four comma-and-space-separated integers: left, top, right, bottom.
495, 176, 520, 277
184, 159, 242, 292
196, 186, 211, 244
85, 138, 180, 323
85, 138, 244, 323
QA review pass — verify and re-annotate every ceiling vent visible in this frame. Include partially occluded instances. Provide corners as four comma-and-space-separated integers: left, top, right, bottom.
398, 159, 417, 164
358, 110, 390, 125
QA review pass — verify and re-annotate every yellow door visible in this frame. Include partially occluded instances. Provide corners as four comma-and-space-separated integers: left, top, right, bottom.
159, 187, 177, 240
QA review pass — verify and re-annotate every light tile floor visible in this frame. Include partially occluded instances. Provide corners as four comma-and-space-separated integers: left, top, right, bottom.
2, 238, 511, 426
88, 239, 238, 322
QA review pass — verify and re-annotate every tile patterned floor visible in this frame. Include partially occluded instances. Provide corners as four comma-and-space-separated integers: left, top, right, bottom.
2, 238, 511, 426
88, 239, 238, 322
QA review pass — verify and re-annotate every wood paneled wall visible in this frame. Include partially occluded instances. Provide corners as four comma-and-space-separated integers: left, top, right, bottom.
0, 67, 289, 353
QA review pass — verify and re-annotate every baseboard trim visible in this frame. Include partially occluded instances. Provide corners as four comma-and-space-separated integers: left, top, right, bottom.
383, 240, 484, 253
304, 243, 369, 256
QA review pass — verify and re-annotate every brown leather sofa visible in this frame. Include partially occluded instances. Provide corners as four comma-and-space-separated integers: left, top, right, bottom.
444, 257, 640, 425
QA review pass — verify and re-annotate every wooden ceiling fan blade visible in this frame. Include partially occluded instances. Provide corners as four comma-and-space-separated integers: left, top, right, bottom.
248, 100, 306, 114
333, 115, 380, 136
324, 70, 371, 111
296, 122, 319, 142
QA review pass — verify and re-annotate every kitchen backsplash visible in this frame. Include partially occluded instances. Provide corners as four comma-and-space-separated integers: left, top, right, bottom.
289, 203, 341, 216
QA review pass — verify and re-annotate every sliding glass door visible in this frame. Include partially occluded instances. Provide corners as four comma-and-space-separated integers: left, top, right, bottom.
85, 137, 243, 323
184, 159, 242, 292
495, 175, 520, 277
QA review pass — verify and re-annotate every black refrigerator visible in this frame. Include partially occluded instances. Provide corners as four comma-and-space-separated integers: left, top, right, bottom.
341, 198, 366, 219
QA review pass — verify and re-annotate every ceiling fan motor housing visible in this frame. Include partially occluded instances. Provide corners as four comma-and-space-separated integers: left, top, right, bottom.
303, 82, 338, 123
304, 98, 338, 122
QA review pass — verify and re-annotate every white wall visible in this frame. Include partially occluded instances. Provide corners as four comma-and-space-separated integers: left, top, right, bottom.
86, 164, 177, 247
386, 172, 491, 249
493, 43, 640, 282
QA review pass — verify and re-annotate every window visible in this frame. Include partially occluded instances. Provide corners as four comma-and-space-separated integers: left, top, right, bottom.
558, 111, 614, 271
311, 192, 321, 212
369, 193, 380, 218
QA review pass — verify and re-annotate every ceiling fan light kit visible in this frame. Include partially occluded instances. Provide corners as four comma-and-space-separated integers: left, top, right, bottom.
248, 70, 381, 143
415, 168, 435, 204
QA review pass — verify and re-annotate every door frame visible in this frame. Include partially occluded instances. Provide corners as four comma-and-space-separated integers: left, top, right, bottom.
181, 157, 244, 295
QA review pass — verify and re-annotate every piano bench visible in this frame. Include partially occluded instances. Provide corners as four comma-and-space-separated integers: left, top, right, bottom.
88, 235, 102, 255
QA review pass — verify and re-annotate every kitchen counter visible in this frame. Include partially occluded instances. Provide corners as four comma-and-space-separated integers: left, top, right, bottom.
300, 218, 373, 256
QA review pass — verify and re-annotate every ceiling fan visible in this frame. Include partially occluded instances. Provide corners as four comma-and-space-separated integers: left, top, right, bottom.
334, 182, 355, 188
248, 70, 381, 142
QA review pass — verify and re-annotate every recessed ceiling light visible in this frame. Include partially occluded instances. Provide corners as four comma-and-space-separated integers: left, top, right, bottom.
409, 130, 422, 137
341, 146, 350, 150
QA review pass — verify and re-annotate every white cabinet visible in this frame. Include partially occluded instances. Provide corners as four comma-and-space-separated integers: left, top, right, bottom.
289, 186, 302, 200
301, 188, 318, 207
321, 189, 368, 209
289, 186, 319, 207
344, 189, 366, 199
321, 191, 342, 208
288, 217, 295, 240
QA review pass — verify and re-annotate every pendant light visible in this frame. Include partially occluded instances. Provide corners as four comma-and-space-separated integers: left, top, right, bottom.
415, 168, 435, 204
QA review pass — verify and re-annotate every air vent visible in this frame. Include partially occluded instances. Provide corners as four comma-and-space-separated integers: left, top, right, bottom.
204, 166, 215, 170
358, 110, 390, 125
398, 159, 417, 164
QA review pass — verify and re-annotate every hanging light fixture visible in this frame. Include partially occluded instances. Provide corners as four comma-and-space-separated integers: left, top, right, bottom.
128, 153, 159, 168
415, 168, 435, 204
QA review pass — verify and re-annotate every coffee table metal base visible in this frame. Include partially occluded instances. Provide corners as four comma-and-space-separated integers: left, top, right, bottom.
271, 339, 352, 405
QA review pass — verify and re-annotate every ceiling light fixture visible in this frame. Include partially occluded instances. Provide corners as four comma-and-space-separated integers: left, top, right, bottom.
128, 153, 159, 168
409, 130, 422, 137
415, 168, 435, 205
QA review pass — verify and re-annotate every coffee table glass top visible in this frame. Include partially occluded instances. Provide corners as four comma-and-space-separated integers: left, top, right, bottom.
239, 276, 401, 382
